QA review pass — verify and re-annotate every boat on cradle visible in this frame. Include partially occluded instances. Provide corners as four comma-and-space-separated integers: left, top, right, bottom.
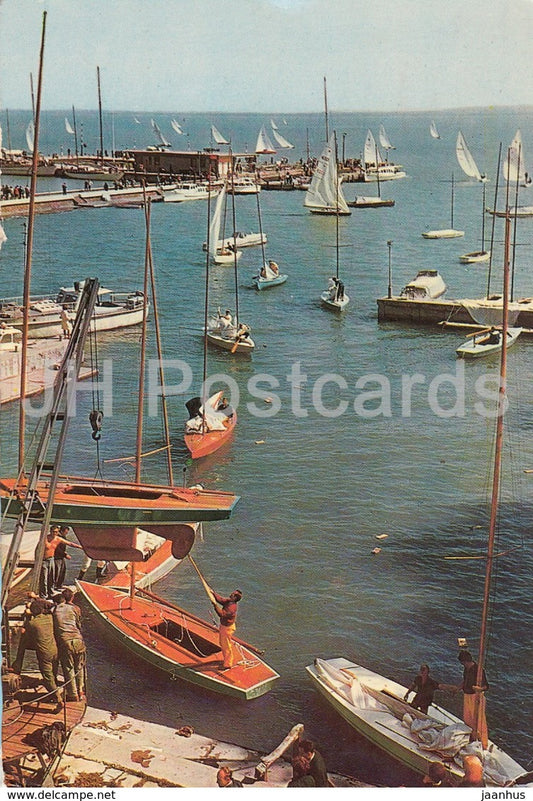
0, 475, 239, 530
203, 231, 266, 251
0, 280, 148, 338
77, 580, 279, 700
227, 176, 261, 195
101, 524, 199, 590
184, 391, 237, 459
304, 132, 351, 216
399, 270, 446, 300
306, 658, 526, 786
456, 326, 522, 358
162, 182, 219, 202
207, 184, 242, 266
422, 173, 464, 239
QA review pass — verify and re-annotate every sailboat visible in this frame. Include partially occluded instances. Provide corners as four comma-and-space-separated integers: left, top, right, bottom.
459, 183, 491, 263
252, 190, 287, 290
150, 118, 171, 149
378, 124, 395, 153
348, 135, 394, 208
306, 197, 528, 786
304, 132, 351, 216
363, 130, 406, 182
255, 125, 276, 155
430, 121, 441, 140
171, 119, 184, 135
489, 130, 533, 217
456, 131, 486, 183
208, 183, 242, 266
320, 133, 350, 312
422, 173, 465, 238
211, 124, 229, 145
271, 127, 294, 150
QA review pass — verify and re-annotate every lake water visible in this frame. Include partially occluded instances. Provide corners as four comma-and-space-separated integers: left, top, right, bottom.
1, 108, 532, 786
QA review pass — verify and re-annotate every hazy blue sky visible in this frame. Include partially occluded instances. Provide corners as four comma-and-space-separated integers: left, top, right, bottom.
1, 0, 533, 112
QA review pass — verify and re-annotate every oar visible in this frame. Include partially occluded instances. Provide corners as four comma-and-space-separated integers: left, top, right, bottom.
465, 327, 491, 339
231, 335, 244, 354
188, 554, 216, 603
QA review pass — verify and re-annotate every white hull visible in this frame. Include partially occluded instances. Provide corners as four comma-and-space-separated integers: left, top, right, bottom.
213, 250, 242, 266
203, 232, 267, 250
307, 657, 526, 786
163, 185, 219, 202
422, 228, 464, 239
321, 290, 350, 311
253, 274, 288, 290
4, 304, 146, 338
459, 250, 491, 264
206, 331, 255, 353
400, 271, 446, 300
456, 327, 522, 359
364, 166, 406, 182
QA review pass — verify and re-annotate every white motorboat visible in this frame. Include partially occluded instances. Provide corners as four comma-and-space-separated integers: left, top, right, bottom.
0, 281, 148, 338
399, 270, 446, 300
227, 176, 261, 195
163, 182, 219, 202
456, 326, 522, 358
306, 658, 526, 787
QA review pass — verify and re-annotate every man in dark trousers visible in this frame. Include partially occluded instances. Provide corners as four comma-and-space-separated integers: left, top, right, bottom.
211, 588, 242, 670
299, 740, 328, 787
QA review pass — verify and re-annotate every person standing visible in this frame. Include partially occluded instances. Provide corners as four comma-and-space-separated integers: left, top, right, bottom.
404, 663, 450, 714
299, 740, 328, 787
53, 588, 86, 702
12, 599, 62, 712
456, 650, 489, 749
211, 587, 242, 670
53, 525, 82, 589
60, 306, 71, 339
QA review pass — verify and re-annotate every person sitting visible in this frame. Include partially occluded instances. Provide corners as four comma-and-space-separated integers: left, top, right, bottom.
260, 264, 267, 278
487, 327, 500, 345
268, 260, 279, 275
328, 276, 338, 300
216, 766, 243, 787
287, 755, 315, 787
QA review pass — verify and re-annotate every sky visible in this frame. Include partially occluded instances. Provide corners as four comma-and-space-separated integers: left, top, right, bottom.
1, 0, 533, 113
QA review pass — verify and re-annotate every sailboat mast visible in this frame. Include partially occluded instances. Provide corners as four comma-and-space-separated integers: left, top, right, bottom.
97, 65, 104, 166
203, 162, 212, 414
474, 168, 512, 744
18, 11, 47, 472
72, 104, 79, 162
450, 172, 455, 229
6, 109, 12, 151
256, 188, 266, 267
229, 149, 240, 327
486, 143, 502, 299
135, 194, 151, 484
334, 132, 340, 280
30, 73, 35, 120
323, 76, 329, 142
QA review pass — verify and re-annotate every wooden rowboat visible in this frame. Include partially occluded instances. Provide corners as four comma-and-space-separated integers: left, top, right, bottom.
77, 581, 279, 700
184, 392, 237, 460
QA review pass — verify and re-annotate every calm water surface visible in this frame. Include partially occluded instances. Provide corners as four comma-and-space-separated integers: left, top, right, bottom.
1, 108, 532, 785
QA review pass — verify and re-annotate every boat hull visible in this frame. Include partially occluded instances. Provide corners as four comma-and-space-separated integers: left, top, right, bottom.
0, 476, 239, 526
77, 581, 279, 700
456, 327, 522, 358
253, 274, 288, 290
306, 657, 526, 785
422, 229, 464, 239
308, 207, 351, 216
459, 250, 491, 264
185, 411, 237, 459
213, 250, 242, 266
206, 332, 255, 353
348, 197, 395, 208
321, 291, 350, 311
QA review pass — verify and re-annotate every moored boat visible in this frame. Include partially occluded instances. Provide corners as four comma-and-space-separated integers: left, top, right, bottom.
347, 196, 395, 208
185, 391, 237, 459
399, 270, 446, 300
456, 326, 521, 358
163, 182, 219, 202
304, 133, 351, 216
306, 657, 526, 786
422, 173, 464, 238
77, 580, 280, 700
227, 176, 261, 195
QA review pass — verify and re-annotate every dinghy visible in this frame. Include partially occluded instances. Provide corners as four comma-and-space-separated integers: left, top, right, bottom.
456, 326, 521, 359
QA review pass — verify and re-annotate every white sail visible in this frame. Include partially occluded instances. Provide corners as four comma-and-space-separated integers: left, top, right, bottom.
363, 130, 382, 166
209, 185, 226, 258
270, 118, 279, 130
133, 116, 141, 124
456, 131, 483, 181
65, 117, 74, 135
150, 118, 171, 148
379, 124, 395, 150
211, 124, 229, 145
430, 121, 441, 139
171, 119, 184, 135
271, 128, 294, 149
304, 133, 350, 214
503, 130, 531, 186
255, 125, 276, 154
25, 120, 34, 153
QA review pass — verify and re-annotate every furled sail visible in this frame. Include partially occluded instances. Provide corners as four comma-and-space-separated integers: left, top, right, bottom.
65, 117, 74, 135
211, 124, 229, 145
379, 124, 395, 150
209, 185, 226, 258
151, 118, 171, 148
255, 125, 276, 154
271, 128, 294, 149
363, 130, 382, 166
503, 130, 532, 186
430, 121, 441, 140
25, 120, 34, 153
304, 133, 350, 214
456, 131, 484, 181
171, 119, 184, 135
